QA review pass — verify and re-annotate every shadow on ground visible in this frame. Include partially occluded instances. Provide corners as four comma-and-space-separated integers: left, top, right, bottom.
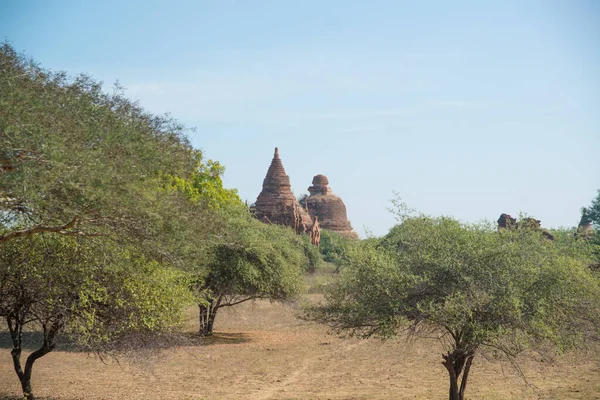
1, 394, 60, 400
199, 331, 252, 345
0, 330, 252, 353
0, 331, 90, 353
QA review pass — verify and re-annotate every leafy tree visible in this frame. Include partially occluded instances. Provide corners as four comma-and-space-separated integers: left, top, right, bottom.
166, 156, 241, 210
0, 43, 229, 398
195, 215, 308, 336
0, 234, 193, 400
0, 43, 208, 257
577, 191, 600, 268
579, 207, 593, 227
307, 215, 600, 400
300, 233, 323, 273
318, 230, 352, 272
584, 189, 600, 229
167, 161, 313, 336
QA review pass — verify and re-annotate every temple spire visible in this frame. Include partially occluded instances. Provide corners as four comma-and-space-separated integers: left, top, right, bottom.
261, 147, 290, 192
253, 147, 313, 233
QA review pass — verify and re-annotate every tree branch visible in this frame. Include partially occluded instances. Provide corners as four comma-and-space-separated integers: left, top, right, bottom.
0, 214, 103, 243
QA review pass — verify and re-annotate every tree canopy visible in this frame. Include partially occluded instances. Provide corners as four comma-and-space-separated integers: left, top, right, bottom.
583, 189, 600, 229
195, 213, 310, 336
0, 42, 212, 256
1, 43, 318, 398
307, 212, 600, 400
0, 43, 220, 399
0, 234, 193, 399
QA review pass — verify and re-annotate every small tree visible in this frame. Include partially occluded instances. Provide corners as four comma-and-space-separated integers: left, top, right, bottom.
307, 215, 600, 400
318, 230, 352, 272
0, 234, 192, 399
584, 189, 600, 229
195, 217, 307, 336
577, 191, 600, 268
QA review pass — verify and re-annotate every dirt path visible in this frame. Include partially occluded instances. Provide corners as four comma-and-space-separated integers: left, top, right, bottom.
254, 337, 367, 400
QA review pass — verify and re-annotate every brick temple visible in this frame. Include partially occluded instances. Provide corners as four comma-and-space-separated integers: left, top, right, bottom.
253, 147, 357, 240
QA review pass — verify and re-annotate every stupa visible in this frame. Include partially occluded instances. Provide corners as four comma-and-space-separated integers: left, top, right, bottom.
253, 148, 313, 233
305, 174, 358, 239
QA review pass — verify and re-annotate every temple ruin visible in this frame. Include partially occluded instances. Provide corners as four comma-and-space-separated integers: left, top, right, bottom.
253, 148, 313, 234
497, 213, 554, 240
253, 148, 358, 240
305, 174, 358, 239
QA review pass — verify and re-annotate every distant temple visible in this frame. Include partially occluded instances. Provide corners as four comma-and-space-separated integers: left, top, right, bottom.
252, 147, 358, 240
305, 174, 358, 239
497, 213, 554, 240
253, 148, 313, 234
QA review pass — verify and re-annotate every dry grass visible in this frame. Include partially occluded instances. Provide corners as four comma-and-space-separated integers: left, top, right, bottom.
1, 292, 599, 399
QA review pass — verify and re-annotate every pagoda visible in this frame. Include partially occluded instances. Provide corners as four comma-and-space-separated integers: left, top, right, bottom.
305, 174, 358, 239
253, 148, 313, 233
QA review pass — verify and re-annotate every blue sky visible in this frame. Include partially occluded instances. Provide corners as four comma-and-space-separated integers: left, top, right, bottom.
2, 0, 599, 236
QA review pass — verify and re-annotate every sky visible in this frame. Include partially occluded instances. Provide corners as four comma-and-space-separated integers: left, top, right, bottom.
1, 0, 599, 237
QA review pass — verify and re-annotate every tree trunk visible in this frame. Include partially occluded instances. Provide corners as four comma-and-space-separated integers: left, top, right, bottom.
7, 317, 60, 400
198, 296, 222, 336
442, 351, 460, 400
442, 351, 475, 400
459, 355, 474, 400
20, 375, 34, 400
21, 341, 55, 399
8, 318, 26, 397
11, 344, 36, 400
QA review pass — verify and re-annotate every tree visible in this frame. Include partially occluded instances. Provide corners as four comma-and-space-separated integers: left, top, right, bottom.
166, 156, 241, 210
584, 189, 600, 229
195, 215, 308, 336
0, 43, 207, 255
0, 43, 229, 398
166, 160, 314, 337
318, 229, 352, 272
307, 215, 600, 400
300, 232, 323, 273
0, 234, 193, 400
577, 191, 600, 268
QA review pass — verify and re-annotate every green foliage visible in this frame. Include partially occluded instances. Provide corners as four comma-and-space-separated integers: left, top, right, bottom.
0, 43, 224, 397
318, 230, 352, 271
307, 211, 600, 399
164, 152, 242, 210
382, 217, 598, 347
0, 42, 216, 261
0, 235, 192, 345
200, 216, 307, 302
585, 189, 600, 229
194, 214, 309, 335
551, 227, 600, 264
300, 233, 323, 273
576, 191, 600, 267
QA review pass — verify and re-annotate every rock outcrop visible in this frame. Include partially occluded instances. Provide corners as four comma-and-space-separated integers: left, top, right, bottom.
305, 174, 358, 240
253, 148, 312, 233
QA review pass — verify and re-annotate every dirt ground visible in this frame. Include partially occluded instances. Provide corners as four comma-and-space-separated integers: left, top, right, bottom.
1, 298, 599, 400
